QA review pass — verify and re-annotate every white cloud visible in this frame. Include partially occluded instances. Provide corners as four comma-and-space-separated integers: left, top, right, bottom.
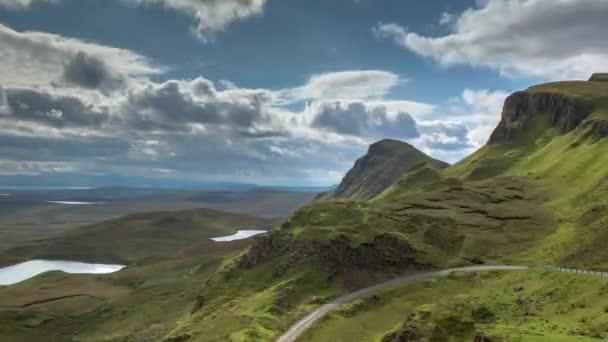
0, 22, 490, 184
375, 0, 608, 80
0, 24, 162, 89
124, 0, 267, 41
278, 70, 402, 103
0, 0, 56, 10
0, 160, 77, 175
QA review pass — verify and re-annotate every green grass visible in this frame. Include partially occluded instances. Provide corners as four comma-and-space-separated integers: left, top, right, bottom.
301, 270, 608, 341
0, 208, 275, 342
525, 81, 608, 102
589, 73, 608, 83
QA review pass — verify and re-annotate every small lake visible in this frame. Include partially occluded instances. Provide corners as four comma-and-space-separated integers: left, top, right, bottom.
0, 260, 126, 286
211, 230, 268, 242
45, 201, 106, 205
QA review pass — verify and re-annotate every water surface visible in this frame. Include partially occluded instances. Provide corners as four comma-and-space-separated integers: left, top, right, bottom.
0, 260, 125, 286
211, 230, 267, 242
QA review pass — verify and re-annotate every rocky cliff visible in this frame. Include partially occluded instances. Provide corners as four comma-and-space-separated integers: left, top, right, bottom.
329, 139, 449, 201
489, 91, 596, 143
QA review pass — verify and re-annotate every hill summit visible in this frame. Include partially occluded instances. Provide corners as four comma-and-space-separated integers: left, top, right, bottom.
327, 139, 449, 201
589, 73, 608, 82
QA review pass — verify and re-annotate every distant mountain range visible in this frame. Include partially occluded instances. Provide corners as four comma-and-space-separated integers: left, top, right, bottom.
0, 173, 336, 193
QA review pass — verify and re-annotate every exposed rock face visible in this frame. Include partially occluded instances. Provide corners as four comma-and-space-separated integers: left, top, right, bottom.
489, 92, 595, 143
239, 231, 425, 274
323, 234, 419, 271
582, 119, 608, 141
330, 139, 449, 200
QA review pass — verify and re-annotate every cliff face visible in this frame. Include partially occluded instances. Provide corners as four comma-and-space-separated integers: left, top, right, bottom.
239, 231, 427, 278
489, 91, 596, 143
330, 139, 449, 201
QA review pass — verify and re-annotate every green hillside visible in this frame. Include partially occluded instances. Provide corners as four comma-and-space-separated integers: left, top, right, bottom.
169, 78, 608, 341
3, 77, 606, 342
0, 209, 275, 342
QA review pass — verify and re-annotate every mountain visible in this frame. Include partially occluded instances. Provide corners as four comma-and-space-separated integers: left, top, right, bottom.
323, 139, 449, 201
169, 76, 608, 341
4, 76, 608, 342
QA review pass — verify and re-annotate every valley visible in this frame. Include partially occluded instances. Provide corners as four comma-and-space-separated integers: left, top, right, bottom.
0, 76, 607, 342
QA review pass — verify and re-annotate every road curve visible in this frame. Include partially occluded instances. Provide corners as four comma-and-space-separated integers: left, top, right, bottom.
276, 265, 528, 342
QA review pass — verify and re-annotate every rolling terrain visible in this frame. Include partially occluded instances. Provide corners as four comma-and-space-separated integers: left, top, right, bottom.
0, 208, 276, 341
2, 76, 607, 342
0, 188, 316, 253
164, 76, 608, 341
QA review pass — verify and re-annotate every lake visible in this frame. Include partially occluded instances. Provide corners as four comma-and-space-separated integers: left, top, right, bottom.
211, 230, 268, 242
0, 260, 126, 286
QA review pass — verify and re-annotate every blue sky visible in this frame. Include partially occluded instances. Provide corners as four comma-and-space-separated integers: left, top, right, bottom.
0, 0, 606, 186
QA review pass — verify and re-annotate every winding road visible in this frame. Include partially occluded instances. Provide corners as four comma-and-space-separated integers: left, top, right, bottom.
277, 265, 529, 342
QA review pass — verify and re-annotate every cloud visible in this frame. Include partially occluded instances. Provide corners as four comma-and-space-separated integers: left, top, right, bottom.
0, 0, 56, 10
62, 52, 126, 92
0, 22, 495, 185
306, 101, 419, 139
122, 77, 277, 133
0, 160, 76, 175
1, 87, 111, 128
0, 23, 161, 89
124, 0, 267, 41
279, 70, 402, 103
375, 0, 608, 80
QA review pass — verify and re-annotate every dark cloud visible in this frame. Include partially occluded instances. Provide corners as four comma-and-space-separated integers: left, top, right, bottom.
311, 101, 419, 139
3, 88, 110, 128
124, 79, 272, 131
62, 52, 125, 92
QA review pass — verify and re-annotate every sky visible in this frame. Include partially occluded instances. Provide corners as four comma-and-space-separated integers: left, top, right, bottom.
0, 0, 606, 187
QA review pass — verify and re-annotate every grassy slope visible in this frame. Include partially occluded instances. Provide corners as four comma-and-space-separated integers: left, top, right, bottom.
179, 81, 608, 341
298, 82, 608, 341
302, 270, 608, 341
0, 208, 275, 342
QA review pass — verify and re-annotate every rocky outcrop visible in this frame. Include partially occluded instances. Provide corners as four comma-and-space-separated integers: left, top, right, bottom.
323, 234, 420, 271
489, 92, 595, 143
582, 119, 608, 141
239, 231, 425, 274
238, 232, 296, 269
329, 139, 449, 201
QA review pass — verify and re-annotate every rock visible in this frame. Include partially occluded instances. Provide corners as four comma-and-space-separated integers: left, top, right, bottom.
327, 139, 449, 201
238, 231, 294, 269
323, 234, 423, 271
163, 334, 192, 342
382, 324, 424, 342
582, 119, 608, 141
191, 294, 205, 313
471, 306, 495, 322
489, 92, 595, 143
240, 231, 426, 280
